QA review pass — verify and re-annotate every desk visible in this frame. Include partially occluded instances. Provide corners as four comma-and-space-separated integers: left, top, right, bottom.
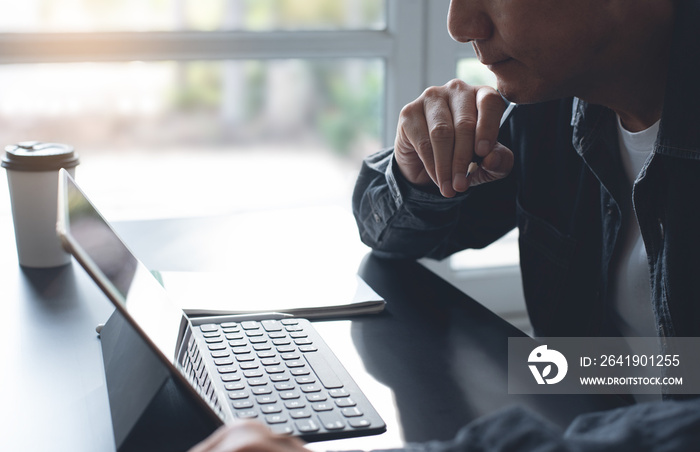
0, 207, 626, 452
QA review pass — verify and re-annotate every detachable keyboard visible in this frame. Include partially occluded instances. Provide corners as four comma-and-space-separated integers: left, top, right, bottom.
180, 317, 386, 441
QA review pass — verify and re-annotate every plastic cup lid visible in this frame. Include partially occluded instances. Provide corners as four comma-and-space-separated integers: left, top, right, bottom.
2, 142, 80, 171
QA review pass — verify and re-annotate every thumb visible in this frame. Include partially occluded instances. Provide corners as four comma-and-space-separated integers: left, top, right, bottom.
468, 142, 513, 187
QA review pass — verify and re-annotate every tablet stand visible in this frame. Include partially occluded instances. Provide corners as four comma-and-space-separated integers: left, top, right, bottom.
99, 309, 219, 452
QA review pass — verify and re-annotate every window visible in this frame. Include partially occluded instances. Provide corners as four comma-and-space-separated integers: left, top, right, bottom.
0, 0, 527, 330
0, 0, 461, 220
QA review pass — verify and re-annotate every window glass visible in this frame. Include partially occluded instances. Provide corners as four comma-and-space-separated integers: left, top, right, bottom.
0, 59, 382, 154
0, 59, 383, 219
0, 0, 386, 32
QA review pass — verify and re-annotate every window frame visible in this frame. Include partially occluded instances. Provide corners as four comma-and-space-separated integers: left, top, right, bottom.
0, 0, 473, 147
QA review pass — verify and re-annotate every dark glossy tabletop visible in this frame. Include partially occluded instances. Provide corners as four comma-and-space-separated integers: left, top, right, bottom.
0, 207, 626, 451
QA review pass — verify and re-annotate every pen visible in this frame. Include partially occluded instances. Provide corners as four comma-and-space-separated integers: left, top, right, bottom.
466, 102, 516, 178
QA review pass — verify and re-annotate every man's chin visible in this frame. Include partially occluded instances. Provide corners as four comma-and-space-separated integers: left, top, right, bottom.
496, 78, 570, 106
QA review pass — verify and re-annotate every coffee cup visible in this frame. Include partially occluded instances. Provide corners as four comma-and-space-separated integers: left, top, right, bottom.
2, 142, 80, 267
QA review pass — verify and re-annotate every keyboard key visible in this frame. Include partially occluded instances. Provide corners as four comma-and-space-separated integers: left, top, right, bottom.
328, 388, 349, 398
220, 322, 239, 328
257, 395, 278, 404
273, 338, 292, 346
268, 332, 287, 339
270, 374, 290, 382
290, 368, 310, 377
214, 358, 234, 366
298, 345, 318, 353
244, 370, 264, 378
229, 340, 247, 348
270, 424, 294, 435
281, 353, 300, 360
225, 333, 244, 341
281, 319, 299, 325
235, 354, 255, 362
241, 321, 260, 330
224, 382, 245, 391
318, 412, 346, 430
265, 366, 285, 374
285, 325, 303, 332
261, 358, 281, 366
335, 398, 356, 408
262, 320, 284, 331
253, 343, 273, 351
203, 332, 221, 338
240, 362, 260, 370
276, 346, 296, 354
295, 376, 315, 385
300, 384, 321, 393
295, 419, 320, 433
236, 410, 258, 419
289, 409, 311, 419
247, 378, 269, 386
279, 391, 301, 400
341, 407, 363, 418
311, 402, 334, 412
294, 339, 313, 346
266, 414, 289, 425
284, 400, 305, 409
289, 332, 308, 339
252, 386, 273, 396
200, 324, 218, 332
228, 391, 249, 400
232, 347, 252, 355
274, 383, 295, 391
205, 337, 223, 343
348, 419, 372, 429
261, 404, 283, 414
221, 373, 241, 382
257, 351, 277, 359
211, 351, 231, 359
208, 343, 226, 351
285, 360, 306, 368
306, 393, 327, 402
217, 366, 237, 374
232, 400, 254, 409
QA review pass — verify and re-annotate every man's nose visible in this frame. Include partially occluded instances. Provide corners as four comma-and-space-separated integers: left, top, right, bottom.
447, 0, 493, 43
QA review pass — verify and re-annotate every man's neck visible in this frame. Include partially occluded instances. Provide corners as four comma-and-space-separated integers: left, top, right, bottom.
580, 3, 675, 132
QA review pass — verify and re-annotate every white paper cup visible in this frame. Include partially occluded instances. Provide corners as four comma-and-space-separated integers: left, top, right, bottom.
2, 142, 79, 268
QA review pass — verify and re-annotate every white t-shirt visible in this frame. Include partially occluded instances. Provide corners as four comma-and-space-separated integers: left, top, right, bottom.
612, 115, 659, 339
614, 116, 661, 402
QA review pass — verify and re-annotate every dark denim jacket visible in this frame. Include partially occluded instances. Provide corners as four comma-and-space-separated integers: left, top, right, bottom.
352, 2, 700, 450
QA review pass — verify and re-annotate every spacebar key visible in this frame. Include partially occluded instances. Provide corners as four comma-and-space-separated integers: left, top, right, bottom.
304, 352, 344, 389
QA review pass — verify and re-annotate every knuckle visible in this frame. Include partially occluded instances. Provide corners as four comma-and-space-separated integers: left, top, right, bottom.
422, 85, 444, 99
414, 137, 434, 156
429, 122, 454, 141
399, 101, 420, 119
445, 78, 469, 91
477, 87, 506, 110
453, 116, 477, 133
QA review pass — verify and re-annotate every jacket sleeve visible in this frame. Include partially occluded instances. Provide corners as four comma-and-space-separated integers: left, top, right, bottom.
351, 147, 517, 260
371, 399, 700, 452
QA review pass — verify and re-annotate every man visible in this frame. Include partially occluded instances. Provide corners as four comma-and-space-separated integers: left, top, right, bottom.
192, 0, 700, 450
